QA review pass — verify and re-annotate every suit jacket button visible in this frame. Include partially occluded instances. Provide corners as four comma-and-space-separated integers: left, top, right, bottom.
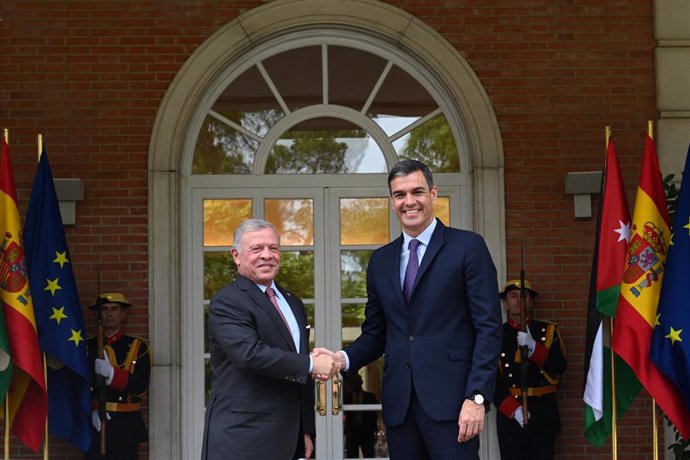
409, 336, 415, 342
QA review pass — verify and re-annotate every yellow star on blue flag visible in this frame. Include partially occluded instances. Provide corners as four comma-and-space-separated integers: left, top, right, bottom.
665, 327, 683, 345
44, 278, 61, 295
68, 329, 84, 347
49, 307, 68, 325
651, 143, 690, 413
53, 251, 69, 268
23, 149, 91, 451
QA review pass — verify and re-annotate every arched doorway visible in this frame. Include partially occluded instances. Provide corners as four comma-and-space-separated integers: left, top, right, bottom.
149, 2, 505, 458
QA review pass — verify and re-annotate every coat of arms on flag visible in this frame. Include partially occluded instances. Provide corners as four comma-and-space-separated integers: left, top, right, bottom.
622, 221, 665, 297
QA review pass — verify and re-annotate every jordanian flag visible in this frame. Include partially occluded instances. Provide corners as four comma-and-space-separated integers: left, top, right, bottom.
583, 139, 642, 446
612, 135, 690, 440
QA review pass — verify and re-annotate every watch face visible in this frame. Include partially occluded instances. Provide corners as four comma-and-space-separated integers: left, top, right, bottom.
474, 394, 485, 405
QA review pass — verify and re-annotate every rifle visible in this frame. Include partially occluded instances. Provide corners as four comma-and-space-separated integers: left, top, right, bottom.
95, 275, 107, 455
519, 242, 529, 426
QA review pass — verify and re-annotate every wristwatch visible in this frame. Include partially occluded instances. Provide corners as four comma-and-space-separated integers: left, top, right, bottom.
467, 393, 485, 405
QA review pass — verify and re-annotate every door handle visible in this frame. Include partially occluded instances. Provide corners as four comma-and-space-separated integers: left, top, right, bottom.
316, 379, 327, 416
331, 374, 342, 415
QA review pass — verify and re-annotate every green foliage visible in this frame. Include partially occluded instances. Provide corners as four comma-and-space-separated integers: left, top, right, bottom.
193, 115, 255, 174
276, 251, 315, 299
399, 115, 460, 172
203, 252, 236, 299
663, 173, 680, 223
266, 133, 349, 174
666, 417, 690, 459
340, 250, 372, 299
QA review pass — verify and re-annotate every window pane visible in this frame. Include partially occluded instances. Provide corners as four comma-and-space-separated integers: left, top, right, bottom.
329, 45, 387, 111
393, 115, 460, 172
276, 251, 314, 300
434, 196, 450, 227
204, 252, 236, 299
341, 327, 386, 457
342, 302, 367, 328
265, 199, 314, 246
263, 46, 322, 111
211, 65, 286, 136
371, 115, 420, 138
368, 65, 437, 119
203, 199, 252, 247
341, 251, 372, 299
342, 406, 386, 459
193, 115, 258, 174
340, 198, 389, 245
266, 118, 386, 174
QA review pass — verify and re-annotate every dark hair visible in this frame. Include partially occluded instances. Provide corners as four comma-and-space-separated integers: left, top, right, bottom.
387, 160, 434, 193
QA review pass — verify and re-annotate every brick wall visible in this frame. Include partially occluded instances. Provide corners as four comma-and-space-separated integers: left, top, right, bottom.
0, 1, 666, 458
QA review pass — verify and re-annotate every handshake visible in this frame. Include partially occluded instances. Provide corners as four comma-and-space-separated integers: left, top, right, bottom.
309, 348, 346, 381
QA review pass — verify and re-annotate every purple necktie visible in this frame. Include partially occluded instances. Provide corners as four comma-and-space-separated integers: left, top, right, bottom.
266, 287, 290, 329
403, 239, 421, 304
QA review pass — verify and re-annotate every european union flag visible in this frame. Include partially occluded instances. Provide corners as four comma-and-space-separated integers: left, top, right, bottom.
651, 143, 690, 412
24, 150, 91, 451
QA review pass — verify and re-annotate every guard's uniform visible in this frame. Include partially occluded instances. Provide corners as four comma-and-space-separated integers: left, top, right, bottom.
493, 318, 567, 460
86, 331, 151, 460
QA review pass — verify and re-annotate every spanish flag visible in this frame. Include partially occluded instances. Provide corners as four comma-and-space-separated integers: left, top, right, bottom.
0, 138, 47, 451
612, 135, 690, 440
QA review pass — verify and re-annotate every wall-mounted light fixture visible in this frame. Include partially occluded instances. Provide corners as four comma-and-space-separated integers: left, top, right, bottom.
54, 178, 84, 226
565, 171, 602, 219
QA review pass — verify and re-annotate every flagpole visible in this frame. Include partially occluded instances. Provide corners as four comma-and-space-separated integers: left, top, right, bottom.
646, 120, 660, 460
605, 126, 619, 460
3, 130, 9, 460
37, 134, 49, 460
3, 401, 7, 460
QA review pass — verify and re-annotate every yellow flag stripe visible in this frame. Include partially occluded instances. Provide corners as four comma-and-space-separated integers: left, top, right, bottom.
619, 188, 669, 328
0, 191, 39, 327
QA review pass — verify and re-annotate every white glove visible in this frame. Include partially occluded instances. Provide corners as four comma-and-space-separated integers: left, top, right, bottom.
95, 354, 115, 385
517, 329, 536, 357
91, 409, 111, 432
512, 407, 529, 428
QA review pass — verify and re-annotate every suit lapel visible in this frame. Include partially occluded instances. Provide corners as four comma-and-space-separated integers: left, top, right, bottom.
236, 275, 296, 352
385, 236, 406, 308
413, 220, 445, 292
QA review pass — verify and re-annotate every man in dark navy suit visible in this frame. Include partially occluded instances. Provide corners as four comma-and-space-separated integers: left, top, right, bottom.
318, 160, 503, 459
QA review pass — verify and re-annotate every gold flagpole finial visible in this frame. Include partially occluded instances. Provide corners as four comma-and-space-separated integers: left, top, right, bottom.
605, 125, 612, 146
37, 133, 43, 161
3, 128, 7, 144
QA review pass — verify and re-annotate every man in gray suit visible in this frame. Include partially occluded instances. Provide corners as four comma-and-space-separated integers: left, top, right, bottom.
201, 219, 337, 460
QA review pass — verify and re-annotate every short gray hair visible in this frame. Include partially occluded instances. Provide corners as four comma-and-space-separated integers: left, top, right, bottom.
232, 219, 280, 252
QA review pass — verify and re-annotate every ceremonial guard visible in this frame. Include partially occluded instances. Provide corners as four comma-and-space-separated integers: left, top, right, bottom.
85, 292, 151, 460
493, 279, 567, 460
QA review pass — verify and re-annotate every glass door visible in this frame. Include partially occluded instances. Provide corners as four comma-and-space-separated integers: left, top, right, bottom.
317, 186, 454, 459
316, 187, 393, 460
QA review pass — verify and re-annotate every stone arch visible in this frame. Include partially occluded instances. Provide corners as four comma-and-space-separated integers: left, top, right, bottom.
147, 1, 505, 457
